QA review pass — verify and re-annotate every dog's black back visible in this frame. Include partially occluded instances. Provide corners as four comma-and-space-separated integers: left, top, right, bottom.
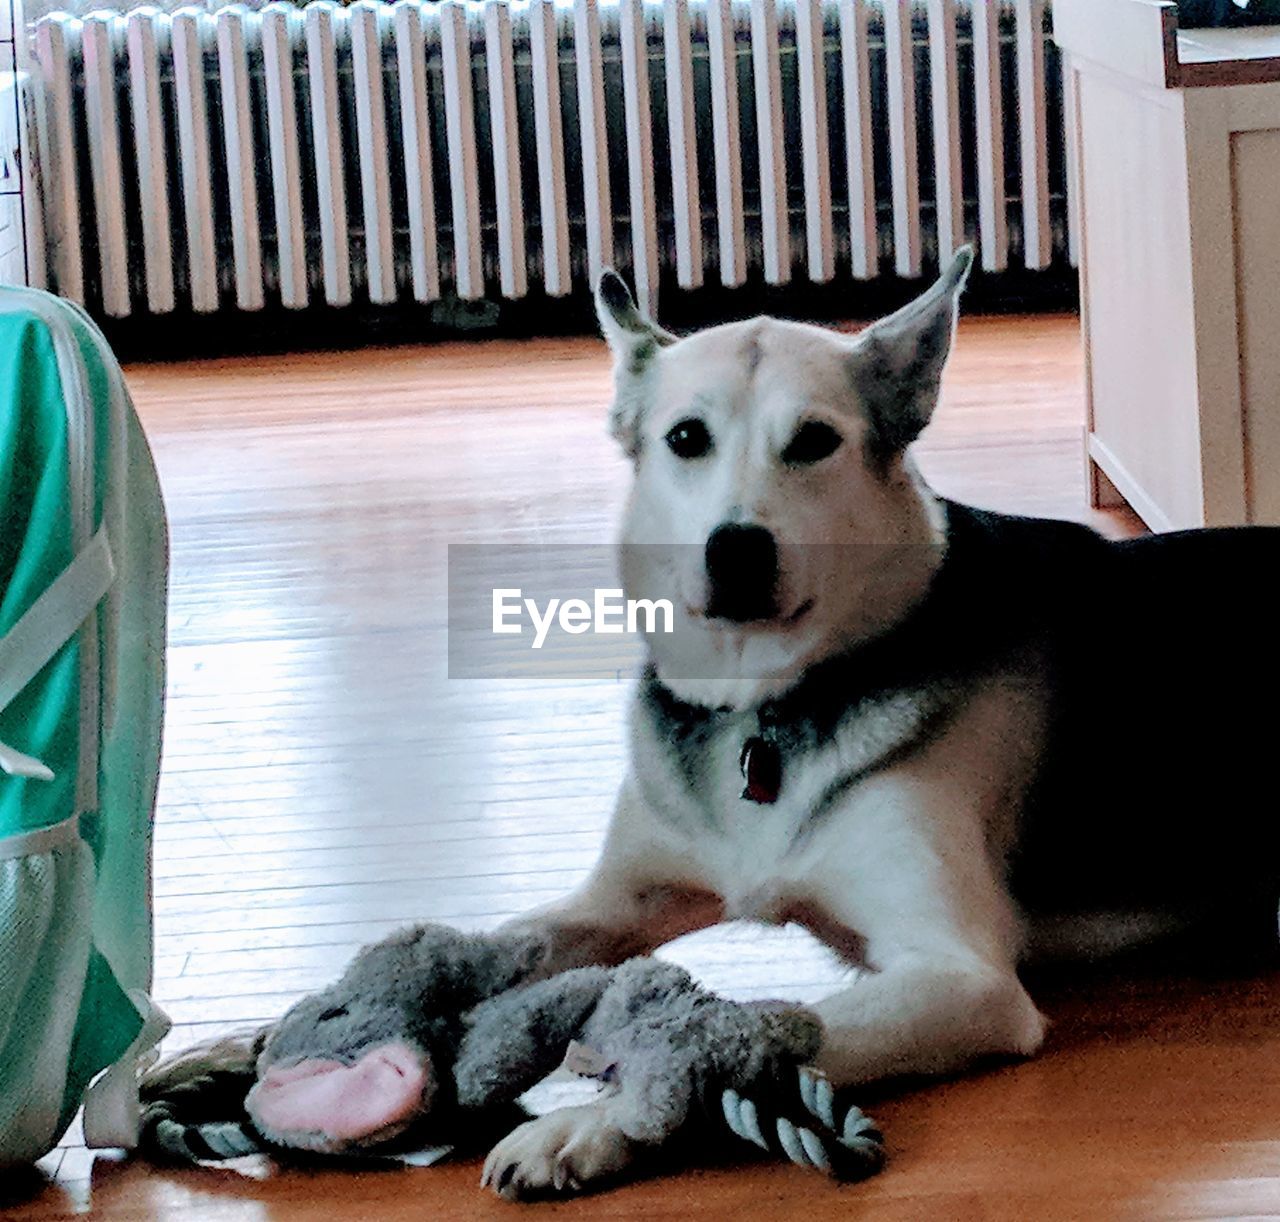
960, 503, 1280, 932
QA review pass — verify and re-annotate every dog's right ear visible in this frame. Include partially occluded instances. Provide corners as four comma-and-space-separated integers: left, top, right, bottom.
595, 270, 675, 456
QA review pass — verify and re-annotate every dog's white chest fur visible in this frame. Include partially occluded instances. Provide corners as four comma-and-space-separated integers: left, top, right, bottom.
631, 702, 895, 928
705, 763, 821, 922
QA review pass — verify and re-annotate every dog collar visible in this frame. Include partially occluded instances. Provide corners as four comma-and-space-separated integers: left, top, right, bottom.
740, 735, 782, 804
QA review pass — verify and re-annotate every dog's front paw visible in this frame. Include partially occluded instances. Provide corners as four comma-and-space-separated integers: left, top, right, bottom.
480, 1104, 634, 1201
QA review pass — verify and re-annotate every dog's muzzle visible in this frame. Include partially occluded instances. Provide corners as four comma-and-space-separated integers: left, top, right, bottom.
704, 523, 780, 623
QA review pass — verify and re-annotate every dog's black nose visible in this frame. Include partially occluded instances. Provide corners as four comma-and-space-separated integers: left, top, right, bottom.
704, 524, 780, 622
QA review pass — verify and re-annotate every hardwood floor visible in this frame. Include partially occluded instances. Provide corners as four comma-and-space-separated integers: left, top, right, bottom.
14, 314, 1280, 1220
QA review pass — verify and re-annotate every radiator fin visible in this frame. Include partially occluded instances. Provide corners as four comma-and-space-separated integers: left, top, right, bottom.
883, 0, 920, 279
391, 1, 440, 302
306, 3, 353, 305
663, 0, 702, 289
706, 0, 745, 288
927, 0, 963, 267
440, 0, 483, 300
619, 0, 659, 313
484, 0, 527, 298
172, 9, 220, 312
572, 0, 613, 284
750, 0, 790, 285
126, 10, 176, 314
261, 3, 310, 308
795, 0, 833, 283
216, 6, 266, 311
1016, 0, 1052, 271
82, 14, 130, 317
839, 0, 877, 281
972, 0, 1008, 273
350, 1, 397, 304
34, 18, 85, 303
528, 0, 571, 296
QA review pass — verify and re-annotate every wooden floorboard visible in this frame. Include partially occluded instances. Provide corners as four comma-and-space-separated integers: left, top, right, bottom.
14, 314, 1280, 1220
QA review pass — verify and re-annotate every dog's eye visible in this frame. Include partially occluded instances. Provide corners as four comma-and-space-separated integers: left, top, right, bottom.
665, 418, 713, 460
782, 420, 843, 466
317, 1006, 348, 1023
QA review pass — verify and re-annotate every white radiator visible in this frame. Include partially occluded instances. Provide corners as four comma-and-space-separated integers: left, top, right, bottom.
29, 0, 1073, 320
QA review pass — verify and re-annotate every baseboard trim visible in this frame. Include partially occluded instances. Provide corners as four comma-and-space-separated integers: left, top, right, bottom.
1086, 434, 1178, 533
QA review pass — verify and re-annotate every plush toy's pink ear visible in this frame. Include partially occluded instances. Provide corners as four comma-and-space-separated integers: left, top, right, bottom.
246, 1043, 431, 1145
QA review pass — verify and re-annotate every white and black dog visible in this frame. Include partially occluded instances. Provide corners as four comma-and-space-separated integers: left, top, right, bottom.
148, 250, 1280, 1197
479, 247, 1280, 1192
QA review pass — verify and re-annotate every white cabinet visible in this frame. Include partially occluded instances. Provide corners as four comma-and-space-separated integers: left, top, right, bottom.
1056, 0, 1280, 529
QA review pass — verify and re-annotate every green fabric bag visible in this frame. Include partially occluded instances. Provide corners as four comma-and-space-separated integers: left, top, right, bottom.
0, 287, 168, 1167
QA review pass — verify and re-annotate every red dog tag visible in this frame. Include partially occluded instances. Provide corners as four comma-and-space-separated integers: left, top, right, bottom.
740, 736, 782, 804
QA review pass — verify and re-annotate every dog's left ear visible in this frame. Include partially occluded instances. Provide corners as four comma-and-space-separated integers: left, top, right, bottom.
595, 270, 676, 456
847, 247, 973, 465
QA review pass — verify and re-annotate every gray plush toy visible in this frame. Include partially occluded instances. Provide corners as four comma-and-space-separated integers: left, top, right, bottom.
140, 923, 884, 1196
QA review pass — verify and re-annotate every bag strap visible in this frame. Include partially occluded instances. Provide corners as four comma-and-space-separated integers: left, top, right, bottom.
83, 991, 172, 1152
0, 526, 115, 781
0, 811, 84, 858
